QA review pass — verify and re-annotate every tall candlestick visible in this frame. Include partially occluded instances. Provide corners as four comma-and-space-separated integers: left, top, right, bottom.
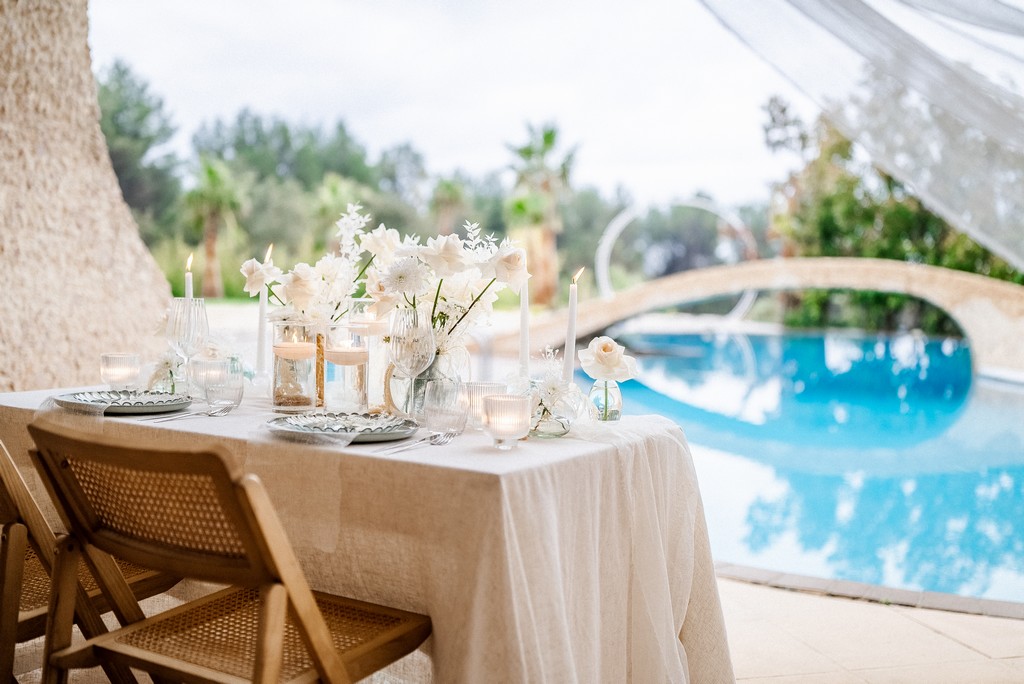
563, 267, 584, 382
256, 244, 272, 376
519, 275, 531, 378
184, 253, 194, 299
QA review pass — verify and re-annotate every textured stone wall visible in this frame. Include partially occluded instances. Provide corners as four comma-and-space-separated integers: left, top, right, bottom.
0, 0, 169, 391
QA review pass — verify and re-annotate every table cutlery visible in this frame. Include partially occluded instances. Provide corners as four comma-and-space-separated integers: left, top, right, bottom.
374, 430, 455, 454
144, 405, 236, 422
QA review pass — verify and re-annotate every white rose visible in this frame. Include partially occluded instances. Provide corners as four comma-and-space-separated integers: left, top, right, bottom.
487, 246, 530, 294
578, 336, 638, 381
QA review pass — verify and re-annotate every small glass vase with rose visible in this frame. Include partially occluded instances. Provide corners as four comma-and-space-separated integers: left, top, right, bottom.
579, 336, 638, 421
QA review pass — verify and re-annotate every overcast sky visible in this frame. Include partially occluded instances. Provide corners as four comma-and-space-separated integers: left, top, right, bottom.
87, 0, 817, 210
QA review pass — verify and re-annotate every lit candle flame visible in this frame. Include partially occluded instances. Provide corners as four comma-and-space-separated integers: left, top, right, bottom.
264, 244, 274, 262
186, 252, 194, 272
572, 267, 585, 284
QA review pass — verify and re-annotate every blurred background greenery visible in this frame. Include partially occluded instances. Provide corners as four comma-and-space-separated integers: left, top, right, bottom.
98, 60, 1021, 335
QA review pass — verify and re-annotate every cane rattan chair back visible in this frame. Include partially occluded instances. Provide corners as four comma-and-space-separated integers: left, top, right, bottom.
28, 421, 431, 684
0, 437, 181, 683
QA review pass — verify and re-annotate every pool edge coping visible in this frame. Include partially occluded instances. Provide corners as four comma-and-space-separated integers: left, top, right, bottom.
715, 562, 1024, 620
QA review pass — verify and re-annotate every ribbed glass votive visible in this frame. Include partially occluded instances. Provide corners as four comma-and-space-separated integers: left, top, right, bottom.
483, 394, 532, 450
465, 381, 507, 430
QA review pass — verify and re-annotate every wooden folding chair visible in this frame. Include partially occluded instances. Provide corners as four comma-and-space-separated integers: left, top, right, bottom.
28, 421, 431, 684
0, 438, 180, 683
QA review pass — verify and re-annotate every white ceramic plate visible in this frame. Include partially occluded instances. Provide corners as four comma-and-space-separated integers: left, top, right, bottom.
54, 390, 192, 415
267, 412, 418, 443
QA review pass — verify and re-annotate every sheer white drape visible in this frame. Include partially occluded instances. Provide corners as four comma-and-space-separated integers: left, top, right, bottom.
699, 0, 1024, 270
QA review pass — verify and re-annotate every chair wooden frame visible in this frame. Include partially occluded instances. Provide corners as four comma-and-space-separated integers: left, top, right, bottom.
27, 421, 431, 684
0, 438, 179, 683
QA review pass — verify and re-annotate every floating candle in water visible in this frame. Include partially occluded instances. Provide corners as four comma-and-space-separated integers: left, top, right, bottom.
273, 341, 316, 361
324, 346, 369, 366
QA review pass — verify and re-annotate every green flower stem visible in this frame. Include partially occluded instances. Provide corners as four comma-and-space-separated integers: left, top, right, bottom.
449, 278, 496, 334
355, 254, 375, 281
267, 284, 286, 306
603, 380, 609, 421
431, 279, 444, 323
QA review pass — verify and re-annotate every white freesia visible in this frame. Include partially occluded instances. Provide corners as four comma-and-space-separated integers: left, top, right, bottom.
419, 234, 470, 277
240, 258, 282, 296
359, 224, 402, 266
578, 336, 638, 382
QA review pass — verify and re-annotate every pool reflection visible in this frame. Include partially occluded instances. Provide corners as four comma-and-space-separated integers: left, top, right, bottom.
619, 330, 1024, 601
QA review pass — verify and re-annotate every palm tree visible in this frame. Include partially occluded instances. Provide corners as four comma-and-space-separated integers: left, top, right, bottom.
186, 157, 242, 298
505, 123, 576, 307
429, 177, 466, 235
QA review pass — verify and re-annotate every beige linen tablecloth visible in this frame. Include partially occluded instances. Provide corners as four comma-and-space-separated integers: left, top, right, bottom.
0, 388, 734, 683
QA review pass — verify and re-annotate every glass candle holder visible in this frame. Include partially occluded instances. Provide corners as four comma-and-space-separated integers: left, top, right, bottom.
483, 394, 532, 450
272, 321, 318, 412
465, 381, 506, 431
349, 298, 390, 412
324, 322, 369, 413
100, 353, 141, 390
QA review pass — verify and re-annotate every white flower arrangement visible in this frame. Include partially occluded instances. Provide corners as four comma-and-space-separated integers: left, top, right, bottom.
578, 336, 638, 382
528, 346, 575, 433
240, 206, 529, 362
361, 220, 529, 354
239, 203, 375, 323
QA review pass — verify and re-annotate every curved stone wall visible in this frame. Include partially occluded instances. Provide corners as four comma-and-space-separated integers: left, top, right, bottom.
508, 257, 1024, 378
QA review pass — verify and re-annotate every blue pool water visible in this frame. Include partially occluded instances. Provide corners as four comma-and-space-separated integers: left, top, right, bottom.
615, 329, 1024, 602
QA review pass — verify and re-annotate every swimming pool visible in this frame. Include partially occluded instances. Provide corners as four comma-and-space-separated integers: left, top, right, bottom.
614, 328, 1024, 603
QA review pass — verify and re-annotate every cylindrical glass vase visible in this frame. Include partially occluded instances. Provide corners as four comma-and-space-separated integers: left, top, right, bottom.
324, 322, 369, 413
350, 298, 390, 413
589, 379, 623, 421
272, 321, 317, 412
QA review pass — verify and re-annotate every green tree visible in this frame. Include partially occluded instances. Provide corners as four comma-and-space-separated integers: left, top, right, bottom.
192, 111, 377, 190
765, 99, 1022, 334
429, 177, 466, 235
96, 59, 181, 245
185, 158, 243, 298
505, 123, 576, 307
378, 142, 426, 208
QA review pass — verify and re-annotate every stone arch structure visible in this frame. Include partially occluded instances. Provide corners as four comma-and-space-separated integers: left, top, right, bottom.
1, 0, 169, 391
504, 257, 1024, 378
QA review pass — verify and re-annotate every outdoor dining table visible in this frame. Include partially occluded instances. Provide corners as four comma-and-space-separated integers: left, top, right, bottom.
0, 386, 735, 683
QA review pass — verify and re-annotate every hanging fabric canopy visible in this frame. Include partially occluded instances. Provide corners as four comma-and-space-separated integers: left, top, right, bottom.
699, 0, 1024, 270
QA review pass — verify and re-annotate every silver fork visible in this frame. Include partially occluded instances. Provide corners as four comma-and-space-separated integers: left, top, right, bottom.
379, 430, 456, 454
145, 405, 236, 422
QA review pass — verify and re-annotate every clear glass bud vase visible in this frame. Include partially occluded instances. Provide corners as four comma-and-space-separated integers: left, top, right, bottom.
589, 379, 622, 421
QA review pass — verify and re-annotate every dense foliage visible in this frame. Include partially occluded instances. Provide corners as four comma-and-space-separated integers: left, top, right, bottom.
100, 60, 1017, 333
96, 60, 750, 303
764, 97, 1023, 335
